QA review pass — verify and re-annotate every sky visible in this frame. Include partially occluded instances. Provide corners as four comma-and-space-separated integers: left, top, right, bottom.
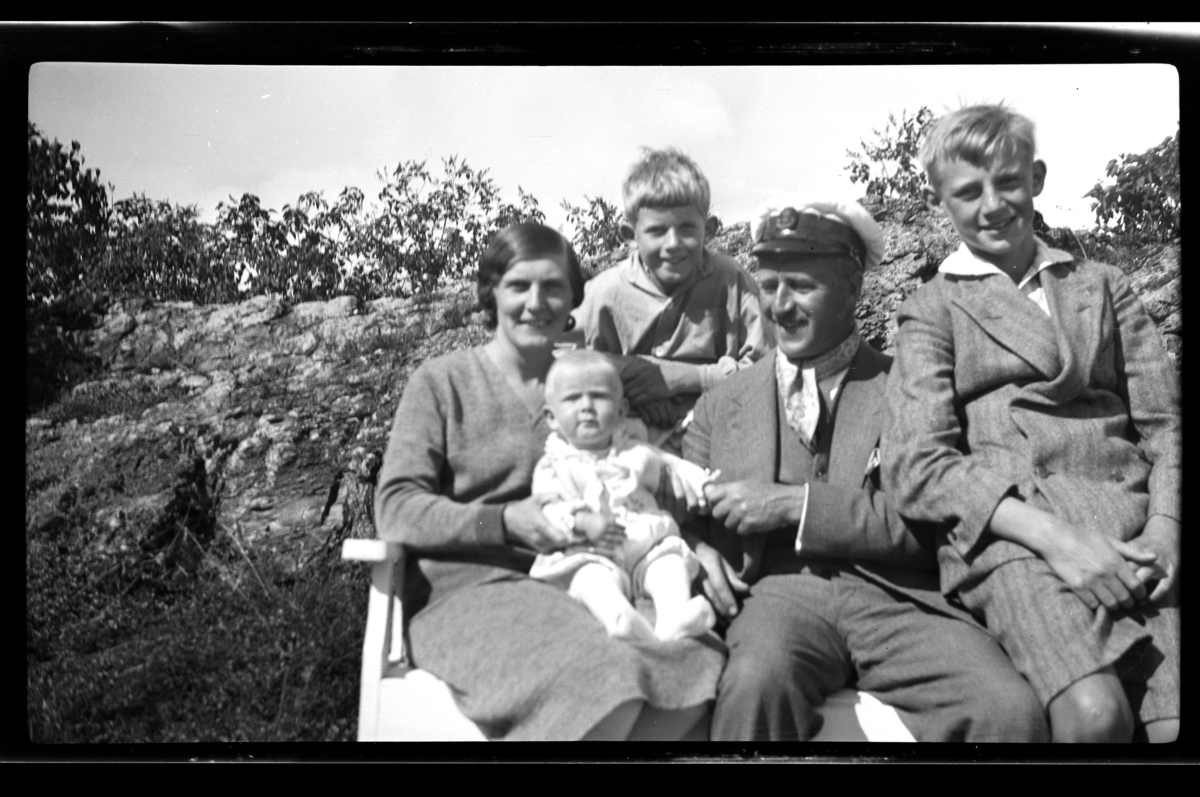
28, 61, 1180, 235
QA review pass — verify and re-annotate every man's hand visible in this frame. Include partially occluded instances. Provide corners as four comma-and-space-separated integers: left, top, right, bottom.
691, 538, 750, 619
1130, 515, 1180, 606
706, 480, 805, 536
656, 465, 717, 522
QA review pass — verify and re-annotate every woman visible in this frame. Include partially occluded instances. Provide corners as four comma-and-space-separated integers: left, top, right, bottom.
373, 223, 725, 741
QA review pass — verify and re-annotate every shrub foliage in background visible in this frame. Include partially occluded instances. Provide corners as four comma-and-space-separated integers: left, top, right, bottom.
845, 106, 937, 202
560, 195, 625, 258
26, 124, 549, 308
1085, 128, 1180, 243
28, 122, 112, 306
29, 114, 1181, 311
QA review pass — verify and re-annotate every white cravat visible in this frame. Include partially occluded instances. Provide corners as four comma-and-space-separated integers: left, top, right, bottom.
776, 326, 861, 448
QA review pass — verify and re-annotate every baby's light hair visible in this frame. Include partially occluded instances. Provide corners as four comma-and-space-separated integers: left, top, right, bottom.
621, 147, 712, 223
920, 103, 1037, 185
545, 349, 624, 402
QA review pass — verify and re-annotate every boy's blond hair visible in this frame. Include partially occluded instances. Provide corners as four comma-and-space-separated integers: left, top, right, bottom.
621, 147, 711, 223
920, 104, 1038, 185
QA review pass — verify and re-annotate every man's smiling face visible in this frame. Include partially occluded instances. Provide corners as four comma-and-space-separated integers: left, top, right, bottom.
755, 254, 861, 363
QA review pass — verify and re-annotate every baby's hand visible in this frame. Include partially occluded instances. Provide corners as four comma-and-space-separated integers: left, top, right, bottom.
573, 510, 618, 543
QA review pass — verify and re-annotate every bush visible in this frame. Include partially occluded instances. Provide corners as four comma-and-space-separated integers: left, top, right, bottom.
561, 195, 624, 259
27, 122, 111, 306
99, 194, 230, 303
1085, 128, 1180, 243
355, 157, 546, 298
27, 121, 552, 307
845, 107, 937, 201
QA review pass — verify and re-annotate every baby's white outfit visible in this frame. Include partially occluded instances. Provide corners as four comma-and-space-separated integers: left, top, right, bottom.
529, 420, 709, 598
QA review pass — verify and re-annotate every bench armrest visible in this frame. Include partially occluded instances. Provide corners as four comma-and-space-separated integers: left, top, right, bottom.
343, 539, 410, 739
342, 538, 402, 563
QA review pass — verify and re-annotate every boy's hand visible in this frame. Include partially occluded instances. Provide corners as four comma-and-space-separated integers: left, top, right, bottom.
634, 398, 676, 429
620, 357, 673, 405
1130, 515, 1180, 606
1038, 519, 1149, 612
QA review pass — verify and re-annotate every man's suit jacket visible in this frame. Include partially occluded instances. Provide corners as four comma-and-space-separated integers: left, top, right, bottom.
883, 259, 1182, 594
684, 343, 965, 620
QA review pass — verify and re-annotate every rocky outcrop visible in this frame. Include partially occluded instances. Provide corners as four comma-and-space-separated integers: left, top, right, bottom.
26, 290, 488, 590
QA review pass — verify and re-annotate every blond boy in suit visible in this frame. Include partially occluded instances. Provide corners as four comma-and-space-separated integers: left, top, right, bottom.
884, 104, 1180, 743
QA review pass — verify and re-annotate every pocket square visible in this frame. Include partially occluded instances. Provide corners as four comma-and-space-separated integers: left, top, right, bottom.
864, 446, 881, 476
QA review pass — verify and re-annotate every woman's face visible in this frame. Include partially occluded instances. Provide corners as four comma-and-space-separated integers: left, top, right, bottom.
492, 256, 574, 352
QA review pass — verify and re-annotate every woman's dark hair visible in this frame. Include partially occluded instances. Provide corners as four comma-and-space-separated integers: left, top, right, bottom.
478, 223, 585, 329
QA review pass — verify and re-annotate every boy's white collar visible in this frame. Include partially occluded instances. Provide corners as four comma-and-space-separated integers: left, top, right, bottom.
938, 237, 1074, 288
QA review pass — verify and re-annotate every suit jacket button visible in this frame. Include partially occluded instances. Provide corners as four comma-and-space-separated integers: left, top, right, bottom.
1111, 469, 1124, 482
1034, 465, 1049, 479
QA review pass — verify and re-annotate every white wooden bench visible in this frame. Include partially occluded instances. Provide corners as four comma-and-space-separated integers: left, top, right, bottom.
343, 538, 915, 742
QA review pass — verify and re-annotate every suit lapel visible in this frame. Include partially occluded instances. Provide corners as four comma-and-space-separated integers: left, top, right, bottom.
1035, 261, 1095, 402
827, 345, 887, 487
727, 354, 781, 483
724, 353, 780, 582
952, 274, 1062, 380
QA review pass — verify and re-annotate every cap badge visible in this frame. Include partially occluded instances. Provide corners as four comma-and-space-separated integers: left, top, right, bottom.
776, 207, 799, 231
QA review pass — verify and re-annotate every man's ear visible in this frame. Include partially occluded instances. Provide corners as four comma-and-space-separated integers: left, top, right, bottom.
849, 271, 864, 302
921, 184, 945, 216
705, 215, 719, 240
1031, 159, 1047, 197
619, 221, 636, 242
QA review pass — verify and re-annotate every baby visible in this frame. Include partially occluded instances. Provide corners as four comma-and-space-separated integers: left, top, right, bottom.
530, 349, 718, 643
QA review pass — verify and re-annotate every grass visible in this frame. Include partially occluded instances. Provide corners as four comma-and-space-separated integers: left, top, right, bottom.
27, 517, 366, 743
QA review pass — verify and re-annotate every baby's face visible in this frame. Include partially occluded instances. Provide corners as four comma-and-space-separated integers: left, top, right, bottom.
544, 361, 626, 451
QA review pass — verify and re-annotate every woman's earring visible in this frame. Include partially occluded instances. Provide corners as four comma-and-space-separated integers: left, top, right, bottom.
564, 315, 576, 331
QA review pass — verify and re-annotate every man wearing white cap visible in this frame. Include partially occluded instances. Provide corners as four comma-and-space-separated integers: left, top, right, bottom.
683, 196, 1046, 742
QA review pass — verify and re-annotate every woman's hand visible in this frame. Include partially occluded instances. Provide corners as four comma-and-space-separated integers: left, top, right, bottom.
503, 495, 576, 554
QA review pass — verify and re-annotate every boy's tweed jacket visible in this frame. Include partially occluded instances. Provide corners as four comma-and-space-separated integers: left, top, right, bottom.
883, 259, 1181, 594
684, 342, 969, 622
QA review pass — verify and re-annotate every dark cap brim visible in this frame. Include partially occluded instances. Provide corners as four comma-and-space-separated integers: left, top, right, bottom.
752, 239, 861, 258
